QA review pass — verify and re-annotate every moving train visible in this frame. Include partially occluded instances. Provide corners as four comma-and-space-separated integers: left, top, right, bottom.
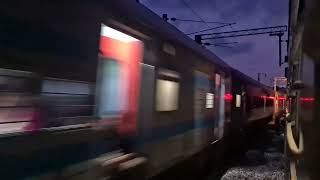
0, 0, 279, 179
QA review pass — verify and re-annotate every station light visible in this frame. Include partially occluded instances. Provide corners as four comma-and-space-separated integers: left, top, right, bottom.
260, 96, 315, 102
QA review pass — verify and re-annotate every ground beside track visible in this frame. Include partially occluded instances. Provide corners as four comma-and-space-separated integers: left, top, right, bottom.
209, 126, 288, 180
150, 125, 287, 180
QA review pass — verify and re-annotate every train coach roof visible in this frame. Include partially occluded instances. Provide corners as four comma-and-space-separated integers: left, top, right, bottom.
230, 67, 273, 92
108, 1, 274, 93
108, 0, 230, 72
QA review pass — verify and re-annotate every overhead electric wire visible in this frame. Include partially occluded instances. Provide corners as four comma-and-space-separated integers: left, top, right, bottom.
199, 25, 287, 39
186, 23, 236, 35
179, 0, 211, 29
214, 45, 233, 48
170, 18, 232, 25
203, 41, 238, 48
229, 24, 234, 30
213, 42, 238, 45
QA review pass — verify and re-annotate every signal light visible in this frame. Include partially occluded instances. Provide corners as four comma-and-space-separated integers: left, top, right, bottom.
260, 96, 274, 99
224, 93, 233, 101
260, 96, 286, 100
300, 97, 315, 102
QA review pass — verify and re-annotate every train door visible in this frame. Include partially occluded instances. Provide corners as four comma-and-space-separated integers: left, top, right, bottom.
96, 24, 144, 134
224, 77, 232, 135
193, 71, 214, 147
214, 73, 226, 139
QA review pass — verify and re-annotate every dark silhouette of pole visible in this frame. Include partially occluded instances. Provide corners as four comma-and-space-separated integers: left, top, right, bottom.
279, 34, 282, 66
193, 26, 287, 67
270, 32, 284, 66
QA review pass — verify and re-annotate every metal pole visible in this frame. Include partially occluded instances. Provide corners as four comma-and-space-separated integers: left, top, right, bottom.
264, 96, 266, 113
279, 34, 283, 66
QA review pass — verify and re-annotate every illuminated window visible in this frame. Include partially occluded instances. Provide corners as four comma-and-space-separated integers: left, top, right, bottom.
96, 60, 122, 117
206, 93, 214, 108
100, 24, 139, 43
236, 94, 241, 107
156, 79, 179, 111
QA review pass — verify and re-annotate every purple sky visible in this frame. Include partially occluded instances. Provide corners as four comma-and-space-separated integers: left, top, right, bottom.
140, 0, 288, 86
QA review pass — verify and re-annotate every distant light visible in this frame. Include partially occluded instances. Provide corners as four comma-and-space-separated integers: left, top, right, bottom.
101, 24, 139, 43
300, 97, 315, 102
260, 96, 274, 99
224, 93, 233, 101
278, 97, 286, 100
260, 96, 286, 100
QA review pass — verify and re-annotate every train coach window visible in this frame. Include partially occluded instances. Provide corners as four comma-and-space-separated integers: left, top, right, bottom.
156, 69, 180, 112
206, 93, 214, 108
156, 80, 179, 111
96, 59, 123, 118
41, 78, 95, 127
236, 94, 241, 107
0, 68, 40, 134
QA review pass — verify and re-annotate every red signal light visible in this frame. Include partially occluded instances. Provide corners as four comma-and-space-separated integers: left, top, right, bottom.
224, 93, 233, 101
300, 97, 315, 102
260, 96, 275, 99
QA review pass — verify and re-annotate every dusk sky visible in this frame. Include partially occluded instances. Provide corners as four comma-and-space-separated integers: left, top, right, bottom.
140, 0, 289, 86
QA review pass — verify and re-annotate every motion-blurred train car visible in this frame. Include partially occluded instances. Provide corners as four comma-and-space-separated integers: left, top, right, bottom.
225, 68, 275, 155
0, 0, 278, 179
230, 68, 275, 128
